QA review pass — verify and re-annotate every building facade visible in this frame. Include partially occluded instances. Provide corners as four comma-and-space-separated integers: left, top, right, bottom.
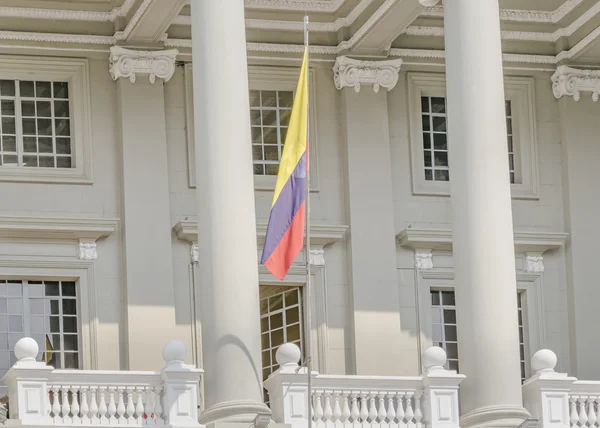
0, 0, 599, 427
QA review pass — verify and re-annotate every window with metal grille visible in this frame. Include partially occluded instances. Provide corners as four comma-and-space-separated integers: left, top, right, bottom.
0, 280, 79, 397
0, 80, 72, 169
420, 96, 515, 183
250, 90, 293, 176
430, 289, 526, 380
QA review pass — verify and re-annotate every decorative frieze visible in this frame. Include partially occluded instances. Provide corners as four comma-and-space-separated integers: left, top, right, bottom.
78, 240, 97, 261
415, 250, 434, 270
309, 249, 325, 267
552, 65, 600, 102
109, 46, 178, 84
525, 253, 544, 273
333, 56, 403, 93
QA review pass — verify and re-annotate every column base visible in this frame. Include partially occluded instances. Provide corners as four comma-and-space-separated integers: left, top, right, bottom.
460, 405, 531, 428
199, 400, 271, 427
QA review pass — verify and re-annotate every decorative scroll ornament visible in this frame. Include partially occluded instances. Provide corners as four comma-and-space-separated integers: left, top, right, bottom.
333, 56, 403, 93
552, 65, 600, 102
415, 251, 433, 270
525, 253, 544, 273
109, 46, 178, 84
190, 244, 199, 264
309, 249, 325, 266
79, 240, 97, 261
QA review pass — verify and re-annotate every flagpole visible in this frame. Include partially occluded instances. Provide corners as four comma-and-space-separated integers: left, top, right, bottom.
303, 14, 313, 428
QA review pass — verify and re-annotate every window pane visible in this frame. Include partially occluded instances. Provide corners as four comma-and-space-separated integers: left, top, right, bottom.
36, 101, 51, 118
278, 91, 293, 109
63, 352, 78, 369
433, 133, 447, 150
2, 117, 15, 134
0, 80, 14, 97
3, 136, 16, 152
1, 100, 14, 116
23, 137, 37, 153
35, 82, 51, 98
56, 138, 71, 155
37, 119, 52, 136
434, 169, 449, 181
432, 117, 446, 132
38, 138, 53, 153
55, 119, 70, 136
23, 155, 38, 167
421, 96, 429, 113
22, 118, 36, 135
20, 81, 34, 97
21, 101, 35, 117
39, 156, 55, 168
53, 82, 69, 99
61, 282, 76, 297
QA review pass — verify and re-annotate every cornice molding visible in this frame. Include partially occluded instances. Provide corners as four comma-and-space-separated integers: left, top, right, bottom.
407, 1, 600, 43
333, 56, 403, 93
0, 216, 118, 241
173, 220, 348, 248
244, 0, 345, 12
109, 46, 178, 83
396, 228, 568, 254
552, 65, 600, 101
0, 0, 135, 23
422, 0, 584, 23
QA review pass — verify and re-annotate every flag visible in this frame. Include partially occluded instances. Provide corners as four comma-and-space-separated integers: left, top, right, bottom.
260, 48, 309, 280
41, 335, 55, 366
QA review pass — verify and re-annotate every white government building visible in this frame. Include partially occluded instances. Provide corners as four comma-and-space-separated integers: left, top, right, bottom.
0, 1, 598, 428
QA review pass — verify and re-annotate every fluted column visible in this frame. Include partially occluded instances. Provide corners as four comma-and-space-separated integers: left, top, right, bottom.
443, 0, 530, 427
190, 1, 271, 426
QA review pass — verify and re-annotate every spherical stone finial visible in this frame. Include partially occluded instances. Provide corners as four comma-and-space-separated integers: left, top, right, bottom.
162, 340, 187, 364
276, 343, 301, 367
423, 346, 447, 371
531, 349, 557, 373
15, 337, 39, 361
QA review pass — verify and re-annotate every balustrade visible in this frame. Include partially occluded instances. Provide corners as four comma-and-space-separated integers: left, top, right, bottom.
523, 349, 600, 428
264, 343, 464, 428
2, 337, 202, 428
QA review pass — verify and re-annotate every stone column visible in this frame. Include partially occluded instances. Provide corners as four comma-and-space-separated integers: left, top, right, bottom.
190, 1, 271, 427
110, 46, 187, 370
441, 0, 531, 426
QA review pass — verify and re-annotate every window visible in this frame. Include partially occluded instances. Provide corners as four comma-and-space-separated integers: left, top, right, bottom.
0, 80, 72, 169
0, 57, 92, 184
260, 285, 304, 381
184, 64, 319, 190
430, 289, 526, 380
250, 90, 293, 176
419, 96, 515, 184
0, 279, 79, 396
408, 73, 539, 199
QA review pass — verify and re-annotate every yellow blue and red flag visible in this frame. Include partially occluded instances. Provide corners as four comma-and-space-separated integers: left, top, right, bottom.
261, 48, 309, 280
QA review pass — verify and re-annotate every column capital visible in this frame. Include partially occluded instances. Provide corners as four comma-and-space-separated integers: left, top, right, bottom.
552, 65, 600, 102
333, 56, 403, 93
419, 0, 440, 6
109, 46, 178, 84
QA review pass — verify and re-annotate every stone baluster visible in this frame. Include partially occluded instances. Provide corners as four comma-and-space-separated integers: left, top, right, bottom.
359, 393, 369, 422
98, 387, 108, 423
51, 386, 61, 419
350, 394, 360, 422
570, 396, 578, 427
71, 386, 81, 423
135, 388, 145, 422
323, 392, 333, 423
80, 387, 90, 424
332, 393, 342, 422
368, 393, 378, 422
405, 394, 415, 426
61, 387, 71, 423
377, 393, 387, 423
314, 392, 324, 422
108, 388, 117, 423
154, 387, 165, 425
90, 387, 99, 423
340, 393, 351, 423
414, 393, 423, 428
125, 388, 135, 421
579, 397, 588, 427
144, 388, 153, 422
116, 387, 126, 422
387, 394, 397, 424
587, 397, 597, 427
397, 393, 406, 427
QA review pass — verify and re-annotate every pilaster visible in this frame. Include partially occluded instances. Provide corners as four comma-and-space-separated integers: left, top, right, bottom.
338, 79, 406, 375
112, 46, 184, 370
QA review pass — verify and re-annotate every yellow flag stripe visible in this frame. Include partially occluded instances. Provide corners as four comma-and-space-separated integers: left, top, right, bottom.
271, 49, 309, 206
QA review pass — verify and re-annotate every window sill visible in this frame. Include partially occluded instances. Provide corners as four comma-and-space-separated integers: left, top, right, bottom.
412, 179, 539, 200
0, 167, 93, 185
